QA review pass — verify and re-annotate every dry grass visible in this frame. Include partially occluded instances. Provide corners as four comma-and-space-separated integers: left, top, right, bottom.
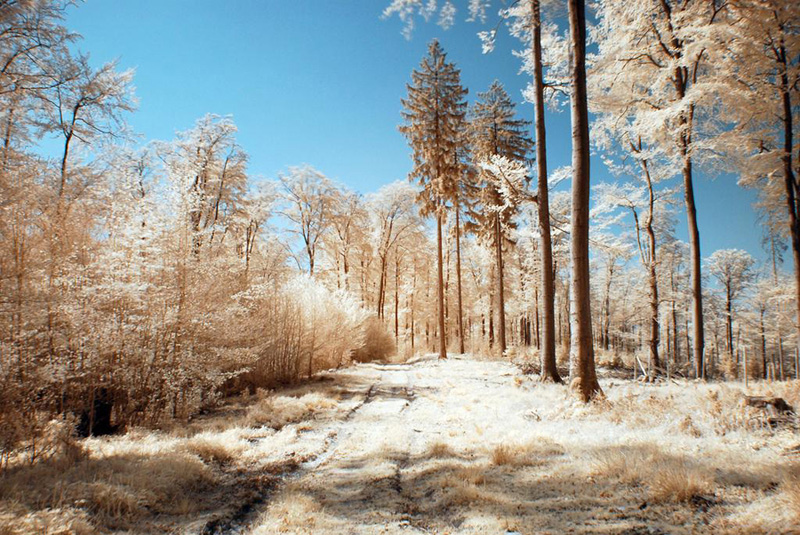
182, 434, 244, 464
0, 451, 214, 530
591, 445, 661, 485
0, 508, 96, 535
648, 461, 713, 503
592, 445, 713, 503
783, 463, 800, 523
436, 467, 496, 508
427, 441, 456, 458
251, 490, 324, 534
489, 440, 562, 467
245, 392, 338, 429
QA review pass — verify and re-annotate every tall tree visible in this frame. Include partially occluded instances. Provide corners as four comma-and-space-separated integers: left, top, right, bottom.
277, 165, 336, 276
592, 0, 729, 379
568, 0, 601, 401
723, 0, 800, 365
400, 39, 468, 360
706, 249, 755, 377
469, 81, 532, 356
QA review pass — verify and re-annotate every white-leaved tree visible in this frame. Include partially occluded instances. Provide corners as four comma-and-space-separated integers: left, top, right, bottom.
706, 249, 756, 378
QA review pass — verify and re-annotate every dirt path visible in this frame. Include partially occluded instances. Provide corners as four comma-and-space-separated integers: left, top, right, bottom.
198, 355, 794, 535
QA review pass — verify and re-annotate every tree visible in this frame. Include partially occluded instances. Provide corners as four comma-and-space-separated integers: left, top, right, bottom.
400, 39, 468, 360
706, 249, 756, 377
722, 0, 800, 364
469, 80, 532, 356
277, 165, 336, 276
592, 0, 730, 379
367, 181, 420, 321
567, 0, 601, 401
591, 113, 678, 377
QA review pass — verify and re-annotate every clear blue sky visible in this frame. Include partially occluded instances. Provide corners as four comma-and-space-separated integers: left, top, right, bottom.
63, 0, 767, 263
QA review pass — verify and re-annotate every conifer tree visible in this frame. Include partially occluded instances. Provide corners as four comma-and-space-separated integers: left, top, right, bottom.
400, 39, 468, 360
469, 81, 532, 356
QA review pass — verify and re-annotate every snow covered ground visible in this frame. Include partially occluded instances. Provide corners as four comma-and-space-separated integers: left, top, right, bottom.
2, 354, 798, 534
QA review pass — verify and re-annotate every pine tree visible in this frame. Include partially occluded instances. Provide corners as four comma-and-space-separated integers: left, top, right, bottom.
400, 39, 468, 360
469, 80, 532, 356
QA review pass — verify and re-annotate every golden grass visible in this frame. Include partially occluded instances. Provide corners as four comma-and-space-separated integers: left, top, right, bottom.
783, 463, 800, 523
251, 490, 323, 534
428, 441, 455, 458
183, 435, 244, 464
436, 468, 496, 508
592, 445, 660, 485
592, 445, 713, 503
0, 508, 96, 535
648, 461, 713, 503
0, 451, 214, 530
489, 439, 562, 467
245, 393, 338, 429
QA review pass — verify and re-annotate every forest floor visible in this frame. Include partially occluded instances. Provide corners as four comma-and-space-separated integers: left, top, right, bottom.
2, 354, 800, 535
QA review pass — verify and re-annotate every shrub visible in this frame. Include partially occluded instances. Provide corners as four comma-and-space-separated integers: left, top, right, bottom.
351, 317, 396, 363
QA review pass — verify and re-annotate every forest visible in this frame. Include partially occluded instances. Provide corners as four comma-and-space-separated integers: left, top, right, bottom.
0, 0, 799, 534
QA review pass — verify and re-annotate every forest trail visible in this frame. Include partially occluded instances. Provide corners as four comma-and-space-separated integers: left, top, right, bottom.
229, 356, 733, 535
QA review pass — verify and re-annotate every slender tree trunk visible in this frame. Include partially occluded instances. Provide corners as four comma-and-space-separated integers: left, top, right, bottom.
760, 309, 767, 380
641, 159, 660, 375
568, 0, 601, 401
436, 211, 447, 359
778, 59, 800, 369
726, 286, 734, 376
674, 91, 704, 378
455, 206, 465, 354
495, 212, 507, 355
395, 252, 400, 341
532, 0, 560, 382
670, 271, 679, 366
602, 262, 613, 351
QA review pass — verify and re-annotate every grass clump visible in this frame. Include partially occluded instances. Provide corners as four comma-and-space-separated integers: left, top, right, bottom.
592, 445, 713, 503
182, 434, 244, 464
427, 441, 456, 458
489, 440, 562, 467
245, 392, 337, 429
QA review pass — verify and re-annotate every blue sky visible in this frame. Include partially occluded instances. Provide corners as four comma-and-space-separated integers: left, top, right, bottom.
62, 0, 768, 264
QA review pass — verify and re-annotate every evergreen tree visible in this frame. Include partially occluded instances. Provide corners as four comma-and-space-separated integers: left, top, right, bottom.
400, 39, 468, 360
469, 80, 532, 355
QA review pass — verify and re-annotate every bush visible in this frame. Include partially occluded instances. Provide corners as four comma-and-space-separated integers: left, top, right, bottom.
351, 317, 396, 363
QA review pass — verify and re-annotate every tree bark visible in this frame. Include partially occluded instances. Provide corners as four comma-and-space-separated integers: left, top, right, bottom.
495, 212, 507, 355
642, 159, 660, 375
568, 0, 601, 402
436, 211, 447, 359
778, 48, 800, 371
532, 0, 560, 382
455, 205, 465, 354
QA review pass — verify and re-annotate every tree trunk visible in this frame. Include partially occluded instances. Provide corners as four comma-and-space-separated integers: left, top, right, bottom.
455, 206, 465, 354
760, 309, 767, 380
778, 54, 800, 370
395, 252, 400, 341
641, 160, 660, 376
726, 286, 734, 375
436, 211, 447, 359
671, 271, 679, 366
495, 212, 507, 355
568, 0, 601, 402
532, 0, 560, 382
